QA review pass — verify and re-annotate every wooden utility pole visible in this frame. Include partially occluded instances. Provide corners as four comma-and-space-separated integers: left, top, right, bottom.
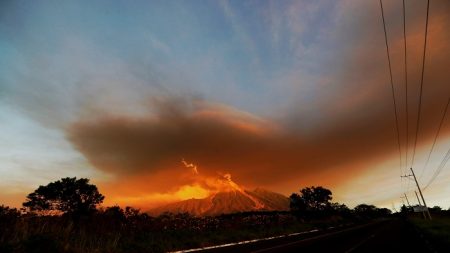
415, 191, 426, 219
403, 193, 411, 207
414, 191, 422, 206
401, 168, 432, 220
410, 168, 431, 220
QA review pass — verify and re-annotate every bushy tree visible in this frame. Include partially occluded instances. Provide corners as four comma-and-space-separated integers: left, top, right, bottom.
330, 202, 351, 216
0, 205, 22, 246
289, 193, 306, 212
354, 204, 391, 218
0, 205, 21, 226
290, 186, 333, 212
23, 177, 104, 215
430, 206, 442, 212
0, 205, 20, 218
300, 186, 332, 210
354, 204, 377, 213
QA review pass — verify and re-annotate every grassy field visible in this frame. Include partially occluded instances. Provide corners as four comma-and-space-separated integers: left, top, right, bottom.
410, 216, 450, 251
0, 211, 340, 253
0, 202, 390, 253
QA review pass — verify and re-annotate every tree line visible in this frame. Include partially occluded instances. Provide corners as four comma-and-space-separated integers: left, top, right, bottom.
2, 177, 449, 253
14, 177, 394, 218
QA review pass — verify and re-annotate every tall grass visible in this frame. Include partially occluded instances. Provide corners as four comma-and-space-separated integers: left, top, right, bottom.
0, 205, 381, 253
411, 216, 450, 251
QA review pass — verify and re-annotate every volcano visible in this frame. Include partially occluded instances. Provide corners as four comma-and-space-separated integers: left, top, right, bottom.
148, 175, 289, 216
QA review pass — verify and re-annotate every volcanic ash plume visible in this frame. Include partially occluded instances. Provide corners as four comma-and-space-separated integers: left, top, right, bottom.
147, 169, 288, 216
214, 173, 265, 209
180, 160, 265, 209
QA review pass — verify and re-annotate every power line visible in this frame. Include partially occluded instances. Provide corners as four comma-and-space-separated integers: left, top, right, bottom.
411, 0, 430, 167
403, 0, 409, 174
419, 98, 450, 180
380, 0, 403, 176
424, 146, 450, 191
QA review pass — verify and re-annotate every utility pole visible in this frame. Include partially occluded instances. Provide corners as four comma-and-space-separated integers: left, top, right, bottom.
410, 168, 432, 220
414, 191, 422, 205
403, 193, 411, 207
415, 191, 426, 219
391, 203, 398, 213
402, 168, 431, 220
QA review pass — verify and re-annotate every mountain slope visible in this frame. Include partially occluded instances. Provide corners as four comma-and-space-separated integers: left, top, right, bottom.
246, 188, 290, 210
148, 188, 289, 216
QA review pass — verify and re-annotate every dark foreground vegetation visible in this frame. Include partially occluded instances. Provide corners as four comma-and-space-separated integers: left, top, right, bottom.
407, 206, 450, 252
0, 178, 394, 253
0, 206, 393, 253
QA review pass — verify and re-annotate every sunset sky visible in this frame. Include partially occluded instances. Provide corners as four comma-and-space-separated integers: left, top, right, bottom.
1, 0, 449, 211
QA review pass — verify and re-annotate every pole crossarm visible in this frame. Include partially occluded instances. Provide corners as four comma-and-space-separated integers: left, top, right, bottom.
400, 174, 414, 181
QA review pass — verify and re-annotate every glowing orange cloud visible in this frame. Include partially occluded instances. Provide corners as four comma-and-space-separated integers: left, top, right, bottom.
66, 1, 450, 209
101, 159, 261, 209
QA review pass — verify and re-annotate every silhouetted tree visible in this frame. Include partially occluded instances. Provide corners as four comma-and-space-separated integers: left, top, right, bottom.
0, 205, 20, 218
124, 206, 140, 217
290, 186, 332, 213
430, 206, 442, 212
354, 204, 377, 213
330, 202, 351, 216
0, 205, 22, 247
377, 208, 392, 216
398, 204, 410, 217
0, 205, 21, 227
354, 204, 391, 219
23, 177, 104, 215
104, 206, 126, 220
289, 193, 306, 212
